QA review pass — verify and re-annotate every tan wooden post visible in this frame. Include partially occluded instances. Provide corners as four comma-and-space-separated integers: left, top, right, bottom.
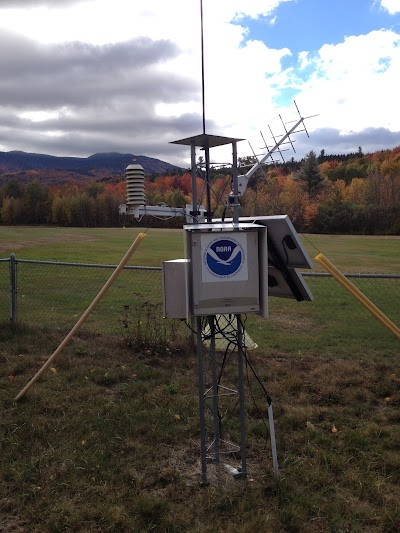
15, 232, 146, 401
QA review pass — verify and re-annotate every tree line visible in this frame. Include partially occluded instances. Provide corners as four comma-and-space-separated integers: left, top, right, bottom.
0, 146, 399, 234
0, 181, 125, 227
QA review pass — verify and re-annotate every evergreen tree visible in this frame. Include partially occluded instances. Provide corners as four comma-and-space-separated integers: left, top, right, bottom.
4, 179, 23, 199
294, 150, 325, 198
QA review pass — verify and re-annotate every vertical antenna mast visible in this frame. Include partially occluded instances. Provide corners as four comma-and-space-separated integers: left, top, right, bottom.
200, 0, 206, 134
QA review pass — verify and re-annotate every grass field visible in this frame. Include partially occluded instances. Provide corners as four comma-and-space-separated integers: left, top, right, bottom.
0, 225, 398, 356
1, 225, 400, 273
0, 226, 399, 532
1, 322, 399, 532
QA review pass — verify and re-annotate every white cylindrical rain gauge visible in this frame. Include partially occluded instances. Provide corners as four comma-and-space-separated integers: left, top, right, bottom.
126, 163, 145, 219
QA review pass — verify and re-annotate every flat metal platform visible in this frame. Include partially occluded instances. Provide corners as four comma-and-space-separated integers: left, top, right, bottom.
171, 133, 244, 148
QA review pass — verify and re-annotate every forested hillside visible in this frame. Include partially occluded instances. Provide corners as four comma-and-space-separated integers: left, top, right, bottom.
0, 146, 399, 234
0, 151, 181, 181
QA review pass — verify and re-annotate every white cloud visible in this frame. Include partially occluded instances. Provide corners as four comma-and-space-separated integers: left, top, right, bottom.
0, 0, 294, 46
298, 51, 310, 69
275, 29, 400, 157
19, 110, 61, 122
213, 0, 293, 21
380, 0, 400, 14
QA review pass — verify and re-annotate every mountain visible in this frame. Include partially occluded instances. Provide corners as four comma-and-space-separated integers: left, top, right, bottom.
0, 151, 183, 184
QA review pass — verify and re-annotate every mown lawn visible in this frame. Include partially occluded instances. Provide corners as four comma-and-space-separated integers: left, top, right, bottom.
1, 226, 400, 273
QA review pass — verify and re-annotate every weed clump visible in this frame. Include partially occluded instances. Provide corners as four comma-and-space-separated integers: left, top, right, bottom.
119, 297, 188, 357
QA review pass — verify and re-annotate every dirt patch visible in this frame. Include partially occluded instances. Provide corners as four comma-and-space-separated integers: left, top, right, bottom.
163, 442, 261, 488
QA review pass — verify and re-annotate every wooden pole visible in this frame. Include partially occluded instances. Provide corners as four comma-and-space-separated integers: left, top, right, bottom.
15, 232, 146, 402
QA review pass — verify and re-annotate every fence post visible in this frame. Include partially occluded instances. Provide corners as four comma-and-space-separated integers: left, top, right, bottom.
10, 253, 17, 322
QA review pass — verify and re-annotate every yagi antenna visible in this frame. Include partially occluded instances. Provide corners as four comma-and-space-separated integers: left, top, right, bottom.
236, 101, 318, 195
247, 141, 268, 182
279, 114, 296, 153
248, 102, 316, 177
268, 123, 287, 163
260, 131, 281, 166
257, 100, 318, 166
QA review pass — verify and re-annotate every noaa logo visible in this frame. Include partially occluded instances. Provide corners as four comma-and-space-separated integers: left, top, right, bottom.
204, 238, 244, 278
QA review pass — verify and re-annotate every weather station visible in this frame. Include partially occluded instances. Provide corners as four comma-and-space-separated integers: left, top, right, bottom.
12, 1, 400, 500
117, 1, 316, 483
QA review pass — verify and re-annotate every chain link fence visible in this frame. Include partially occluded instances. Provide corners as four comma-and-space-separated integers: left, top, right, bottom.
0, 256, 399, 356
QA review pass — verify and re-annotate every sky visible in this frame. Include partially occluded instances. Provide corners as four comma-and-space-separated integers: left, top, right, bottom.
0, 0, 399, 168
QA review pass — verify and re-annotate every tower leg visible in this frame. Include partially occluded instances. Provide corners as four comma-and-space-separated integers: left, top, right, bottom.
236, 314, 247, 478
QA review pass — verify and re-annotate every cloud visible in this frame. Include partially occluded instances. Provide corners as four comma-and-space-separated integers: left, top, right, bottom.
0, 0, 296, 164
216, 0, 294, 21
0, 106, 205, 165
238, 27, 400, 163
0, 1, 82, 6
0, 31, 189, 107
285, 30, 400, 139
0, 0, 399, 167
0, 28, 204, 164
0, 30, 180, 76
299, 127, 400, 157
379, 0, 400, 14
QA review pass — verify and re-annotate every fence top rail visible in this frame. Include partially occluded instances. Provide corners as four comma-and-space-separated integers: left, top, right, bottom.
8, 258, 162, 271
303, 272, 400, 279
1, 257, 400, 278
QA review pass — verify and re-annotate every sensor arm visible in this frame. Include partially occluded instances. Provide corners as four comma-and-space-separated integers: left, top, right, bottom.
119, 203, 207, 223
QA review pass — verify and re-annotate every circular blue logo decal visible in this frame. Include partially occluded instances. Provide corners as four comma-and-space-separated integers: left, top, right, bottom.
204, 238, 244, 278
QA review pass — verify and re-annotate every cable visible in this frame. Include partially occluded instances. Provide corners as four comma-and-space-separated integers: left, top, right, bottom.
196, 165, 231, 215
301, 232, 321, 255
244, 350, 272, 406
221, 204, 227, 222
245, 356, 271, 435
236, 316, 272, 405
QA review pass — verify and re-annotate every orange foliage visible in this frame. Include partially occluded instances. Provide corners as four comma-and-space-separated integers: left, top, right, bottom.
103, 182, 125, 202
343, 178, 367, 204
179, 173, 192, 196
381, 158, 400, 177
319, 160, 340, 176
303, 204, 319, 230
